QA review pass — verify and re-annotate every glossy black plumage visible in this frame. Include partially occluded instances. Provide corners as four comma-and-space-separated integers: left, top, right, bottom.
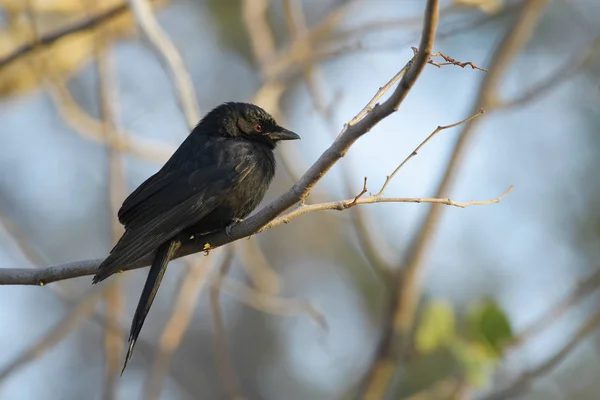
92, 102, 299, 373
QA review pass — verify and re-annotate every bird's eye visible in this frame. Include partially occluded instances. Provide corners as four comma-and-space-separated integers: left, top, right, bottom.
254, 123, 263, 133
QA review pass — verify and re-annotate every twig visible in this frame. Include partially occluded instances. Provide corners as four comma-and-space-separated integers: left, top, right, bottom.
0, 289, 104, 382
482, 309, 600, 400
145, 256, 211, 400
209, 248, 242, 399
129, 0, 200, 129
360, 2, 548, 398
263, 187, 513, 231
0, 0, 439, 286
376, 109, 486, 197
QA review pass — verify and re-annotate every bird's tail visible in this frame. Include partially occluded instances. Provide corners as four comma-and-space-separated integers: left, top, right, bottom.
121, 239, 181, 375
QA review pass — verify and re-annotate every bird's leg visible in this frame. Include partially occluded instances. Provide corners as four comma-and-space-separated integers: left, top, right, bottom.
225, 217, 244, 239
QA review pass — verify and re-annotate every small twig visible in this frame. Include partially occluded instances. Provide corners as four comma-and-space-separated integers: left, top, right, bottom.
129, 0, 200, 129
209, 248, 242, 400
483, 309, 600, 400
375, 109, 486, 198
348, 64, 413, 126
145, 256, 210, 400
345, 177, 369, 208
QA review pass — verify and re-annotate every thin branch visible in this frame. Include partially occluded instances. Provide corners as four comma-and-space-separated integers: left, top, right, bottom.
145, 256, 211, 400
242, 0, 277, 73
360, 1, 548, 398
1, 0, 440, 287
495, 34, 600, 110
216, 274, 327, 331
507, 268, 600, 349
129, 0, 200, 129
375, 109, 486, 197
283, 0, 396, 276
234, 240, 281, 295
262, 186, 514, 232
483, 309, 600, 400
0, 290, 104, 382
209, 248, 242, 400
0, 3, 129, 70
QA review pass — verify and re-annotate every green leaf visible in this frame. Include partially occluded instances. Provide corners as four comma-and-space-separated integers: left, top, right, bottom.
465, 298, 513, 358
451, 340, 494, 387
415, 299, 456, 354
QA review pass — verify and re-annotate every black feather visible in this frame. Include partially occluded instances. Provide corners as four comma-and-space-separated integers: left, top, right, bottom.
92, 102, 299, 372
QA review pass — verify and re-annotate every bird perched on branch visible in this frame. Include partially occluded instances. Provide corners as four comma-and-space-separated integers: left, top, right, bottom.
92, 102, 300, 373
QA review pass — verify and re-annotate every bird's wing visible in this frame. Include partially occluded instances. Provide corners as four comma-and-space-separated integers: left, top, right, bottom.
94, 158, 255, 282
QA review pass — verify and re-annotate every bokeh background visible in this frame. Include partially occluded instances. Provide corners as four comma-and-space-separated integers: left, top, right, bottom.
1, 0, 600, 399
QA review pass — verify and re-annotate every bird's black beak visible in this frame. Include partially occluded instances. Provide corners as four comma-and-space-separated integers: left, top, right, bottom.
266, 127, 300, 141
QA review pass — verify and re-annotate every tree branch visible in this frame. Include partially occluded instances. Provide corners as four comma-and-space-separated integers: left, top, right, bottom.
0, 0, 441, 287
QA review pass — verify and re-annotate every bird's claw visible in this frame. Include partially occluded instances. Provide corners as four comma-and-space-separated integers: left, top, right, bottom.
225, 218, 244, 239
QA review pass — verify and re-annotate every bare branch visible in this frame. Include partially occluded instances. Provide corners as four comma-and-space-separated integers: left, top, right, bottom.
1, 0, 441, 289
360, 1, 547, 398
375, 109, 486, 197
129, 0, 200, 129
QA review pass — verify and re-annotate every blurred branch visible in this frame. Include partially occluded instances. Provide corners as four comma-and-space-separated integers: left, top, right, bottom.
361, 1, 548, 398
283, 0, 396, 276
146, 256, 211, 400
0, 3, 129, 70
129, 0, 200, 129
242, 0, 276, 72
0, 209, 48, 267
95, 22, 126, 400
209, 248, 242, 400
507, 268, 600, 349
234, 240, 281, 295
483, 309, 600, 400
217, 272, 327, 331
0, 289, 104, 382
1, 0, 447, 291
48, 79, 176, 162
496, 34, 600, 110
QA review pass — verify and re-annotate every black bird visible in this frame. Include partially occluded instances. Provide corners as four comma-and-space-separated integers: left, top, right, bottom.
92, 102, 300, 373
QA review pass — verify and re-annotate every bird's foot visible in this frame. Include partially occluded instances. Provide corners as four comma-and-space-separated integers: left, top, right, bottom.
225, 218, 244, 239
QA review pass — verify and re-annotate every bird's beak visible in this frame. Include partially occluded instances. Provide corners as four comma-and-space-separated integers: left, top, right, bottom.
266, 127, 300, 141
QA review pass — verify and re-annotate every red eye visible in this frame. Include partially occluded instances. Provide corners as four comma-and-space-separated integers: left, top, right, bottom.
254, 123, 263, 132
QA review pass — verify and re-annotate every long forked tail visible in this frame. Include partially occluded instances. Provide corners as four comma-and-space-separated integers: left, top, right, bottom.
121, 239, 181, 375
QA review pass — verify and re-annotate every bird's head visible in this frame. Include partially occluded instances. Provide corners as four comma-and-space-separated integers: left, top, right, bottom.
200, 102, 300, 148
